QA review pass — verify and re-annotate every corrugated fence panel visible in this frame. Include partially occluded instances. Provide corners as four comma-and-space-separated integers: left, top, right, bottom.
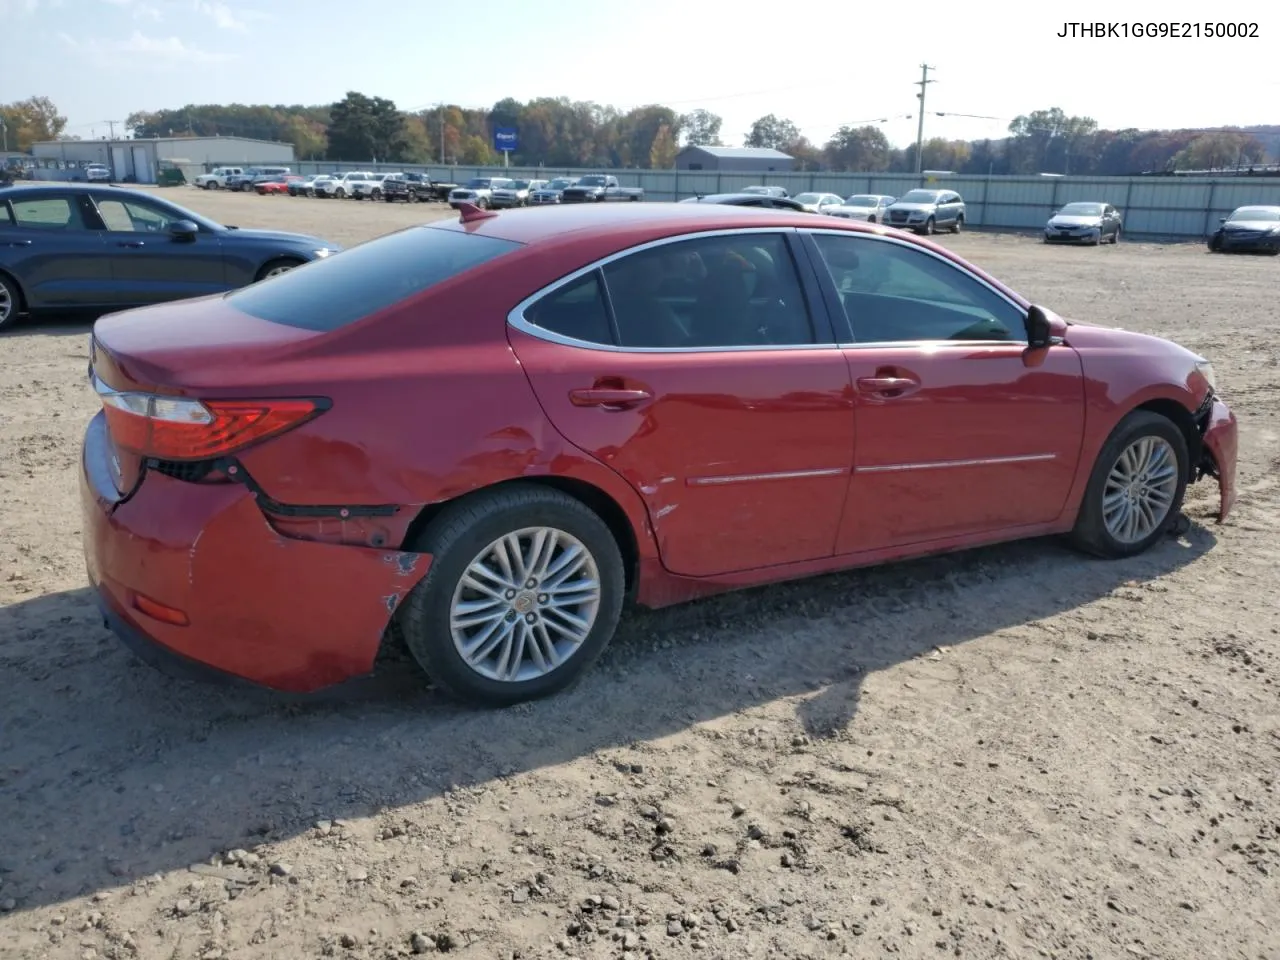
234, 161, 1280, 239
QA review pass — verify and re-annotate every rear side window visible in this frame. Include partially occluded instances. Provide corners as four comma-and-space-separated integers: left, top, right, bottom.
226, 226, 521, 331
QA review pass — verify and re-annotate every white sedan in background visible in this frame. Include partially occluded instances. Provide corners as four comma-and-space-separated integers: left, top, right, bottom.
827, 193, 896, 222
792, 191, 844, 214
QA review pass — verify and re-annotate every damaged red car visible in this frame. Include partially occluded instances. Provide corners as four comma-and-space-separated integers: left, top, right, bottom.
81, 202, 1238, 707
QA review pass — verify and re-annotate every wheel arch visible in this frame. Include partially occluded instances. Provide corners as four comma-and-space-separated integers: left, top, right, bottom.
0, 267, 29, 317
399, 474, 646, 597
1131, 396, 1202, 480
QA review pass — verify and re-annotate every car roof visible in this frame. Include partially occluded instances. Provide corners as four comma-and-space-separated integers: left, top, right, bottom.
432, 200, 873, 246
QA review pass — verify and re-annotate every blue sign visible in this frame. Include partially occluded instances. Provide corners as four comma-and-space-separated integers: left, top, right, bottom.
493, 127, 518, 152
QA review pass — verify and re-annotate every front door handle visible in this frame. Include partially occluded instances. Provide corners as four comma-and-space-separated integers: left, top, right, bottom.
568, 387, 652, 410
4, 239, 33, 247
116, 241, 145, 248
856, 375, 920, 397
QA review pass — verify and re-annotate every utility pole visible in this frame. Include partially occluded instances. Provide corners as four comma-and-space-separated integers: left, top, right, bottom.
0, 115, 7, 153
913, 64, 935, 175
437, 102, 446, 165
104, 119, 118, 140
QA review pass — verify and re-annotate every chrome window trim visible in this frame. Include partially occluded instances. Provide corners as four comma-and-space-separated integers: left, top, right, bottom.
506, 226, 838, 355
801, 227, 1030, 347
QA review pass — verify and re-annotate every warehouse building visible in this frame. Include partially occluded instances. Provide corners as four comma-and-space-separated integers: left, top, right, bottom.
28, 136, 295, 184
675, 145, 795, 172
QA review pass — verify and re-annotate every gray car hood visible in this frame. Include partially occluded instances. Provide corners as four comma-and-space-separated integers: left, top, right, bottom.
888, 202, 937, 213
1223, 219, 1280, 231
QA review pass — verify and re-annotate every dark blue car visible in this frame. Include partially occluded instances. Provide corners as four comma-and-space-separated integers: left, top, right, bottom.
0, 183, 342, 332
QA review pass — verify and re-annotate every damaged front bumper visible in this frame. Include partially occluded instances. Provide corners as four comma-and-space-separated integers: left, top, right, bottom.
80, 413, 431, 692
1194, 394, 1238, 523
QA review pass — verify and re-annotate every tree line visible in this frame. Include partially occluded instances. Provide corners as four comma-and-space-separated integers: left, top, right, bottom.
5, 94, 1275, 176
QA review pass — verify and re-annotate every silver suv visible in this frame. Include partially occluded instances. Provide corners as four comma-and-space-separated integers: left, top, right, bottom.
885, 188, 966, 235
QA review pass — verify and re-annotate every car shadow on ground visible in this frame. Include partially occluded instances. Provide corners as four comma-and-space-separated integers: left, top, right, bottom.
0, 521, 1217, 913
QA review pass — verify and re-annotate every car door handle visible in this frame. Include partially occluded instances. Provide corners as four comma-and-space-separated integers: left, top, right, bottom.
568, 387, 652, 409
116, 241, 146, 248
4, 239, 33, 246
856, 376, 920, 397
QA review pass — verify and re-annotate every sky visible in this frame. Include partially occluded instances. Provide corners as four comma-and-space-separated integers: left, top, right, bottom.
4, 0, 1278, 149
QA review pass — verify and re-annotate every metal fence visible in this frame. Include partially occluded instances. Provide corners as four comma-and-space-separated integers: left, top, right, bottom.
262, 163, 1280, 240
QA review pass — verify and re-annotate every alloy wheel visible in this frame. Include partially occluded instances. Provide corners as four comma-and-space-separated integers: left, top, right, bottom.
1102, 436, 1179, 543
449, 526, 602, 683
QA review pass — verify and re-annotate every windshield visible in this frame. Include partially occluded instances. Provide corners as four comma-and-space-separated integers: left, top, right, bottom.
546, 179, 573, 188
844, 195, 879, 206
794, 193, 822, 204
740, 186, 769, 195
578, 176, 607, 186
1228, 207, 1280, 222
510, 180, 529, 189
899, 190, 941, 203
1058, 202, 1103, 216
465, 178, 492, 188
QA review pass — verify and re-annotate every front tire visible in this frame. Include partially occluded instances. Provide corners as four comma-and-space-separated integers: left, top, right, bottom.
951, 215, 963, 234
254, 257, 305, 282
398, 484, 626, 707
1068, 410, 1188, 558
922, 217, 936, 235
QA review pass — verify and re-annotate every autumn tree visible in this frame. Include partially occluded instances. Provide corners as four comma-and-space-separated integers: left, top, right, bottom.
1, 96, 68, 150
679, 109, 723, 146
649, 123, 677, 167
1172, 132, 1265, 170
744, 114, 800, 150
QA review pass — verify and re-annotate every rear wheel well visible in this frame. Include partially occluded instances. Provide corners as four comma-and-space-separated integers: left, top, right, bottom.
400, 476, 641, 595
1133, 398, 1200, 477
0, 268, 26, 307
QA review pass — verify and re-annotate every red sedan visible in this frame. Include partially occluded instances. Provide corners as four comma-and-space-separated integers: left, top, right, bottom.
80, 202, 1238, 707
255, 175, 303, 195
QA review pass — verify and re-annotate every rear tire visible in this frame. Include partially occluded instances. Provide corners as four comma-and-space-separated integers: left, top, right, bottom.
398, 484, 626, 707
1068, 410, 1189, 559
0, 271, 24, 332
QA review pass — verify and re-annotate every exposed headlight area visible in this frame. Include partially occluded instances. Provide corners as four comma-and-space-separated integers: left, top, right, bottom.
1195, 359, 1217, 393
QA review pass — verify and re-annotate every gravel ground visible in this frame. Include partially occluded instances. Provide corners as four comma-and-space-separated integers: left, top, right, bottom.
1, 187, 1278, 960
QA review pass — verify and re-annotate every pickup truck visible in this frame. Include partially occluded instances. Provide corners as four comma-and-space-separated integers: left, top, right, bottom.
194, 166, 244, 189
314, 171, 374, 198
383, 173, 458, 203
448, 177, 516, 209
559, 174, 644, 203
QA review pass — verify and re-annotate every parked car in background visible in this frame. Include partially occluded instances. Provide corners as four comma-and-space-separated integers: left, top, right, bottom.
1044, 201, 1122, 245
0, 183, 340, 332
85, 163, 111, 183
529, 177, 579, 205
792, 191, 844, 214
193, 166, 244, 189
678, 192, 808, 211
226, 167, 292, 192
255, 175, 304, 196
288, 174, 329, 197
827, 194, 895, 222
490, 179, 547, 208
77, 202, 1235, 709
560, 175, 644, 203
738, 185, 789, 198
1207, 205, 1280, 254
314, 171, 374, 199
352, 173, 396, 201
383, 173, 455, 203
449, 177, 516, 209
885, 189, 966, 234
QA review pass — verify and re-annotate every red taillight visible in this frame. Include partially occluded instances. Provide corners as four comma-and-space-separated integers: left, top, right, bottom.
94, 375, 325, 462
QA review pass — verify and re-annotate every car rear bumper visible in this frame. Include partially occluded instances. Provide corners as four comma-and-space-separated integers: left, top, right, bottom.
80, 412, 431, 693
1201, 396, 1238, 522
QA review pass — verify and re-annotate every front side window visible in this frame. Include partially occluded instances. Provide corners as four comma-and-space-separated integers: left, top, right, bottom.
811, 233, 1024, 344
94, 198, 183, 233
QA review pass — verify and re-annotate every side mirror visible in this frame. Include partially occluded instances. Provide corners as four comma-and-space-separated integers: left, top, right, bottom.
169, 220, 198, 242
1219, 217, 1227, 223
1026, 304, 1053, 349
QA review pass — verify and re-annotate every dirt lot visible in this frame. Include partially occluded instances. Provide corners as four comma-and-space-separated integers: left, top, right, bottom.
1, 187, 1278, 960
